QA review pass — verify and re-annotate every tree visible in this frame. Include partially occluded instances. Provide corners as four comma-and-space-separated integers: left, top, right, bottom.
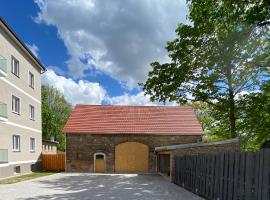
42, 85, 72, 151
143, 0, 270, 138
239, 81, 270, 150
190, 102, 230, 141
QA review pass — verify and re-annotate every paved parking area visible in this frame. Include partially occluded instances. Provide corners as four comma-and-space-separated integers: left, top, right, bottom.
0, 173, 203, 200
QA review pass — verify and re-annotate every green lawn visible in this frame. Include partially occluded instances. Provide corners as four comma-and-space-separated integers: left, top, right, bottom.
0, 172, 56, 184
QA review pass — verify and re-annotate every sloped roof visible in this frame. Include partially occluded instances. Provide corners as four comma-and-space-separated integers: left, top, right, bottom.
64, 105, 203, 135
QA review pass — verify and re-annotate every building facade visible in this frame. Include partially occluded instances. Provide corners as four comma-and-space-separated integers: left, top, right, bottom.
42, 140, 58, 155
64, 105, 203, 173
0, 17, 45, 179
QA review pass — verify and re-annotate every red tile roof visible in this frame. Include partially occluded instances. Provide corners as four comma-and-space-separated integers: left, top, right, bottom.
64, 105, 203, 135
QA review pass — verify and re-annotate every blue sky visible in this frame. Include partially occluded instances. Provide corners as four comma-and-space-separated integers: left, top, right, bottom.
0, 0, 187, 105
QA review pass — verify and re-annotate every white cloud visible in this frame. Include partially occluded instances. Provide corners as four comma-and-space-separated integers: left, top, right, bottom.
106, 92, 157, 106
35, 0, 188, 88
26, 43, 39, 58
42, 69, 106, 105
42, 69, 178, 106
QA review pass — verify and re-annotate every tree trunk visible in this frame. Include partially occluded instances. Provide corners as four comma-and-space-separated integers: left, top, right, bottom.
227, 66, 237, 138
228, 89, 237, 138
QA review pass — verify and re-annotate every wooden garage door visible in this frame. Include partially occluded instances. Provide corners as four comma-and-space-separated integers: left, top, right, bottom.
115, 142, 149, 173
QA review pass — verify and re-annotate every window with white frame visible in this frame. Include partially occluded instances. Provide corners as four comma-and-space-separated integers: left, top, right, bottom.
29, 105, 35, 120
30, 138, 35, 151
12, 135, 20, 151
29, 72, 34, 88
11, 56, 19, 77
12, 95, 20, 114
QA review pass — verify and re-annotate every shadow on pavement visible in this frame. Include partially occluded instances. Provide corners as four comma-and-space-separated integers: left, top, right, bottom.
25, 173, 202, 200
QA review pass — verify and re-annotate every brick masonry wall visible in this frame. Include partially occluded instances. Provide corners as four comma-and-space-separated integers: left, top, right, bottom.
66, 133, 201, 173
170, 139, 240, 182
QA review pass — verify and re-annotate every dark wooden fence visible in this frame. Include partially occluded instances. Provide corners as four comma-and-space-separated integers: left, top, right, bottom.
173, 149, 270, 200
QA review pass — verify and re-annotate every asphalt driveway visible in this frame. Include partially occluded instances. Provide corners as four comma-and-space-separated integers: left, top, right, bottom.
0, 173, 203, 200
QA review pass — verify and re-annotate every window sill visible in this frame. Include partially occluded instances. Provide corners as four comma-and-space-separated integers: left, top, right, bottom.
12, 111, 20, 115
11, 72, 20, 78
30, 150, 35, 153
29, 118, 35, 121
12, 150, 21, 152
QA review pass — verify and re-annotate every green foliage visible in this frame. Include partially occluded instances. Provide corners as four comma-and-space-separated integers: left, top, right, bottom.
238, 81, 270, 150
143, 0, 270, 139
42, 85, 72, 151
191, 102, 231, 141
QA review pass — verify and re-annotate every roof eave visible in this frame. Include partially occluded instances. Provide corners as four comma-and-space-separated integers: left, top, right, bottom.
0, 17, 46, 72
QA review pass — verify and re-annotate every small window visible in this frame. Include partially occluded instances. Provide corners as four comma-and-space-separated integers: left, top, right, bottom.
29, 72, 34, 89
14, 166, 21, 174
12, 95, 20, 114
11, 56, 19, 77
96, 154, 104, 160
30, 138, 35, 151
12, 135, 20, 151
29, 105, 35, 120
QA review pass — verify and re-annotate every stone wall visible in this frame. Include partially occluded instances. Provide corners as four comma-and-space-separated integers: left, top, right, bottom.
66, 133, 201, 173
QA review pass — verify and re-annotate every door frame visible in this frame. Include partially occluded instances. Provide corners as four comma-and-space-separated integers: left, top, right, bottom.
94, 152, 106, 173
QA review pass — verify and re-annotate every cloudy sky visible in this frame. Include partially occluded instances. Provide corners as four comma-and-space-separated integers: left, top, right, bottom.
1, 0, 188, 105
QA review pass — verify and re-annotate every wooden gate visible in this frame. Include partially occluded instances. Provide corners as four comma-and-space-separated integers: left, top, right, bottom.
42, 154, 65, 171
115, 142, 149, 173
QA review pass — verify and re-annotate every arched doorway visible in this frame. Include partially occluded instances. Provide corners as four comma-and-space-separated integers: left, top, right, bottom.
94, 153, 106, 173
115, 142, 149, 173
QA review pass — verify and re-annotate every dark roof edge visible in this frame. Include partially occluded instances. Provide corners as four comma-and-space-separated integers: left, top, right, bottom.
0, 17, 46, 72
155, 138, 239, 152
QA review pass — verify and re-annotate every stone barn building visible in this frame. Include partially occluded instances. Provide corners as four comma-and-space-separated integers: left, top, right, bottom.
64, 105, 202, 173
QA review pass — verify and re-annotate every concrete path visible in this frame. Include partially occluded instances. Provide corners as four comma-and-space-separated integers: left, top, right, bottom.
0, 173, 204, 200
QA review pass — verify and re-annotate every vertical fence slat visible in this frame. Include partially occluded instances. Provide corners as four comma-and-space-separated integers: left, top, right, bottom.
228, 152, 235, 200
261, 149, 270, 200
239, 153, 246, 200
233, 152, 240, 200
245, 152, 255, 200
172, 149, 270, 200
42, 154, 65, 171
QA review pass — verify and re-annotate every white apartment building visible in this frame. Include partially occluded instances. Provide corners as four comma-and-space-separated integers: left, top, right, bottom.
0, 17, 46, 178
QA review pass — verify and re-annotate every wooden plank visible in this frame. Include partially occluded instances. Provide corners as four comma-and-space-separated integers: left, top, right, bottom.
239, 153, 246, 200
257, 150, 264, 200
208, 155, 211, 198
261, 149, 270, 200
245, 152, 254, 200
227, 152, 235, 200
222, 152, 229, 200
210, 155, 216, 199
219, 153, 225, 200
253, 152, 260, 200
233, 152, 240, 200
42, 154, 65, 171
213, 154, 220, 199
